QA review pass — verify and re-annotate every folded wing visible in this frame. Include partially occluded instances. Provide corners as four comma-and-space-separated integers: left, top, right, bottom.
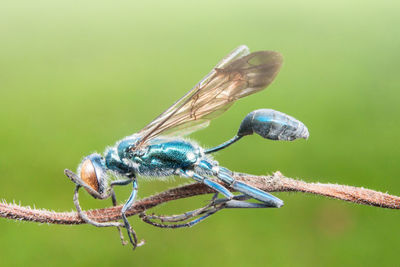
134, 45, 283, 149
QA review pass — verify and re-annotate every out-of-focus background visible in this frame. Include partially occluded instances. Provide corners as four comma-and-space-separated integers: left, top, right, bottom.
0, 0, 399, 266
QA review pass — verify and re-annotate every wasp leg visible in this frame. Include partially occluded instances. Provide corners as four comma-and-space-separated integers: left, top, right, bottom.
111, 179, 133, 186
222, 199, 273, 208
140, 205, 221, 228
150, 168, 275, 227
139, 193, 219, 227
110, 189, 128, 246
181, 169, 234, 199
120, 179, 145, 250
68, 169, 141, 249
140, 192, 225, 228
217, 167, 283, 208
140, 193, 273, 229
108, 178, 134, 245
139, 169, 234, 228
211, 194, 276, 208
73, 185, 124, 228
140, 194, 271, 228
66, 169, 104, 199
218, 167, 283, 207
109, 177, 135, 246
198, 161, 284, 208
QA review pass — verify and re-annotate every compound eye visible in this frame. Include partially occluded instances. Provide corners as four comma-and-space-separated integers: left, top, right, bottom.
80, 158, 100, 192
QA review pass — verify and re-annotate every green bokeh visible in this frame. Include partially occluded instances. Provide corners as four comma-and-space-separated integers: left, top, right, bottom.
0, 0, 399, 266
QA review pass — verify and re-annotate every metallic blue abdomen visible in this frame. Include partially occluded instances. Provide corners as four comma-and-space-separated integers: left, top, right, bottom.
237, 109, 309, 141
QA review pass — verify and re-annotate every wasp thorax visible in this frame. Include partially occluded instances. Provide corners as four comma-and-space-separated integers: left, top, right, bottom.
117, 138, 138, 159
80, 159, 100, 192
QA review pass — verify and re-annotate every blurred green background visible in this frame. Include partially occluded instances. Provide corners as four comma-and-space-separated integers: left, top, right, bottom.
0, 0, 399, 266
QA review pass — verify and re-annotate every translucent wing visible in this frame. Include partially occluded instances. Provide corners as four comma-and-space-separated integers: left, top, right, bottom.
134, 45, 283, 149
138, 45, 250, 138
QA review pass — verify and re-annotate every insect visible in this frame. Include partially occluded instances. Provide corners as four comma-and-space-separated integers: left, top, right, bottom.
65, 45, 309, 250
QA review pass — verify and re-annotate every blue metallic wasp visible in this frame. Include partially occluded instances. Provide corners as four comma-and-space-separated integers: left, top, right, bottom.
65, 45, 309, 249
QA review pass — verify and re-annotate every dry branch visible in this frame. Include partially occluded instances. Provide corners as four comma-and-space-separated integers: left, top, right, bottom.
1, 171, 399, 225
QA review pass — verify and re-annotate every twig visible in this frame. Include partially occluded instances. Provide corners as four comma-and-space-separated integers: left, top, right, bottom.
0, 171, 399, 225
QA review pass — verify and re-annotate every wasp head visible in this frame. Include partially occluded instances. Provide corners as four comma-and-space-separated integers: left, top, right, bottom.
78, 153, 109, 198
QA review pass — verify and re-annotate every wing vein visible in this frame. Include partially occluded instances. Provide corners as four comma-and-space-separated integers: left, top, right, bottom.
132, 46, 282, 150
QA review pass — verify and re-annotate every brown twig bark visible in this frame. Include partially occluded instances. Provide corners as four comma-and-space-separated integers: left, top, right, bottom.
1, 171, 399, 225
